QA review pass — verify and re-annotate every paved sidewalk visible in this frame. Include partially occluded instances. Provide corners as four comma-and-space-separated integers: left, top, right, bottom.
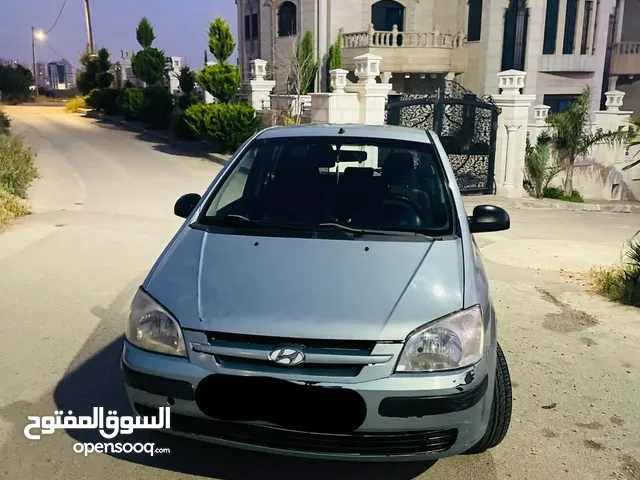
464, 194, 640, 214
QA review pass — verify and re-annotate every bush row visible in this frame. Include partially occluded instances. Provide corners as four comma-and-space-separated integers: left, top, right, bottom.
0, 110, 38, 228
183, 103, 260, 153
82, 87, 260, 154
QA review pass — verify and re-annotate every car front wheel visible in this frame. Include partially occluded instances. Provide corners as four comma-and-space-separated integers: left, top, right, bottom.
465, 342, 512, 454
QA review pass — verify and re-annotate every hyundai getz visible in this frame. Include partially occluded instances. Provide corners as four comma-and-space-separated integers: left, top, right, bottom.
122, 123, 513, 461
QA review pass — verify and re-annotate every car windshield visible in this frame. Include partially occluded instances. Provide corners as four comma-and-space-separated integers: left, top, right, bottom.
198, 135, 455, 237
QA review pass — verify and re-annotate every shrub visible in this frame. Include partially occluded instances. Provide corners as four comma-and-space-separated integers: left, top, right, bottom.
119, 87, 145, 120
0, 109, 10, 133
86, 89, 103, 110
197, 64, 240, 104
524, 133, 562, 198
140, 87, 174, 128
542, 186, 584, 203
0, 133, 38, 198
64, 96, 88, 113
590, 231, 640, 307
184, 103, 259, 153
0, 188, 29, 228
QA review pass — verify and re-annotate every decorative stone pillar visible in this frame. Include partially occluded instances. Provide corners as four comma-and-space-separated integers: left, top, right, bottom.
604, 90, 625, 112
528, 104, 550, 144
310, 69, 359, 124
244, 59, 276, 111
493, 70, 536, 198
345, 53, 393, 125
593, 90, 633, 167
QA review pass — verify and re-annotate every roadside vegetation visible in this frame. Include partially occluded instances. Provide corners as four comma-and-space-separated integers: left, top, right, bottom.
524, 88, 633, 202
75, 16, 259, 153
590, 231, 640, 307
0, 110, 38, 228
64, 96, 88, 113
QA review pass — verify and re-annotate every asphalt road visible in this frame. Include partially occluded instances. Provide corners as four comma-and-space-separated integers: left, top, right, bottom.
1, 106, 639, 480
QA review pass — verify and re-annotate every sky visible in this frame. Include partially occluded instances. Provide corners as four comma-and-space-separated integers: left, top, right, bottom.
0, 0, 237, 68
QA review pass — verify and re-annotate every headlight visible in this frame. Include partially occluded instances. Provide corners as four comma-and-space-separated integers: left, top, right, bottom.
396, 305, 484, 372
126, 288, 187, 357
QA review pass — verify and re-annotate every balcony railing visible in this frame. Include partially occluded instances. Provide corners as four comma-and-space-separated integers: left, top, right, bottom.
613, 42, 640, 55
342, 25, 466, 50
611, 42, 640, 76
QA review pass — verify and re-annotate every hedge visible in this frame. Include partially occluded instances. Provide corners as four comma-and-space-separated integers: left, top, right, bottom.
183, 103, 259, 153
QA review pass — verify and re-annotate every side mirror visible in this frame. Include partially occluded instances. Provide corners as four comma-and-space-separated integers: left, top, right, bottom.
468, 205, 510, 233
174, 193, 201, 219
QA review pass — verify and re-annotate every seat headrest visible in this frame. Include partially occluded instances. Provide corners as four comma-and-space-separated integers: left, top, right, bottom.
382, 152, 416, 185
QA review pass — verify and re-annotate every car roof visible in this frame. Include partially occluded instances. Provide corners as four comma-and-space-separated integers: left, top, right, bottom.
256, 123, 433, 144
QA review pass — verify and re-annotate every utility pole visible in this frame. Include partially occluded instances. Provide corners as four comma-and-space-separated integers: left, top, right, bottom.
31, 26, 39, 97
83, 0, 95, 54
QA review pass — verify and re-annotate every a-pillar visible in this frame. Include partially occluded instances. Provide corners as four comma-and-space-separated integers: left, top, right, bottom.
344, 53, 393, 125
493, 70, 536, 198
245, 59, 276, 111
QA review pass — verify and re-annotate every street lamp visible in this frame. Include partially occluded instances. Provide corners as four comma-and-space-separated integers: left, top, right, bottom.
31, 27, 46, 97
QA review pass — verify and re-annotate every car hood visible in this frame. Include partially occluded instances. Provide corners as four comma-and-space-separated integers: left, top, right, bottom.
144, 228, 465, 341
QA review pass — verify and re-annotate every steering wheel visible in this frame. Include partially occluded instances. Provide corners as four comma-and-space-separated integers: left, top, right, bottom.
379, 193, 425, 227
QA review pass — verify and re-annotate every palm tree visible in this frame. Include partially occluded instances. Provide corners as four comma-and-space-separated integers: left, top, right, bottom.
623, 116, 640, 172
546, 87, 630, 196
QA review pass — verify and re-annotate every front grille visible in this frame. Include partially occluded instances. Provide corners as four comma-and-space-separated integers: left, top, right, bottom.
134, 404, 457, 456
188, 331, 390, 378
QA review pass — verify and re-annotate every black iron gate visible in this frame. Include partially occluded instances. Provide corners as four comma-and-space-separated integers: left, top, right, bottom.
385, 80, 498, 195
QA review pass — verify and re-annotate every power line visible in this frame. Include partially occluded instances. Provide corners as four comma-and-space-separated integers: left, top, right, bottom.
44, 39, 78, 68
45, 0, 68, 34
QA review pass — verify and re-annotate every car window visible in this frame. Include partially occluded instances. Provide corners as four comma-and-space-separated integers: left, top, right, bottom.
201, 136, 454, 236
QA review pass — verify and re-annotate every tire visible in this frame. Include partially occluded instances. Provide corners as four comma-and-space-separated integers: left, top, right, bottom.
465, 342, 513, 454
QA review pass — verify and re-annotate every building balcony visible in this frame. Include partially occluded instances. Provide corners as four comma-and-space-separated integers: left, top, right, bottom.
538, 54, 598, 73
341, 25, 468, 74
610, 42, 640, 76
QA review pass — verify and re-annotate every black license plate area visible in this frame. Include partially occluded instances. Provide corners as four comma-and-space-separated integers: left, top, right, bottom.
195, 374, 366, 433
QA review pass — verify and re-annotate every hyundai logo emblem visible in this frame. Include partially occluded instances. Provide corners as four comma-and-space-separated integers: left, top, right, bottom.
268, 347, 305, 366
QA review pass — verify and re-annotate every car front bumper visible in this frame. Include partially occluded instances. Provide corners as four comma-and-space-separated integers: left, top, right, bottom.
122, 340, 495, 462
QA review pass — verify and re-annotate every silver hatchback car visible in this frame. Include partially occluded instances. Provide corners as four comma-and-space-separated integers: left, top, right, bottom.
122, 123, 513, 462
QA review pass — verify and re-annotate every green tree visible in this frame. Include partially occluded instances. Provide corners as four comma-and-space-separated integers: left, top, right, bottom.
326, 32, 343, 92
524, 132, 563, 198
207, 17, 236, 63
546, 87, 630, 196
0, 65, 33, 103
76, 47, 114, 94
296, 31, 319, 95
197, 16, 240, 103
623, 117, 640, 171
175, 66, 196, 96
136, 17, 156, 49
131, 17, 167, 86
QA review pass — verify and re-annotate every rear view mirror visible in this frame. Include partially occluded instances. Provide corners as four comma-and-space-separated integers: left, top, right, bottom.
174, 193, 201, 219
337, 151, 367, 163
468, 205, 510, 233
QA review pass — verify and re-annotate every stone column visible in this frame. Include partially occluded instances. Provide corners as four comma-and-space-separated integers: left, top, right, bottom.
344, 53, 393, 125
493, 70, 536, 198
310, 69, 360, 124
245, 59, 276, 110
593, 90, 632, 167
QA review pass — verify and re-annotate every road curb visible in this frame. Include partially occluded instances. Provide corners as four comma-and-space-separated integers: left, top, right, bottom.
464, 197, 640, 214
82, 111, 231, 166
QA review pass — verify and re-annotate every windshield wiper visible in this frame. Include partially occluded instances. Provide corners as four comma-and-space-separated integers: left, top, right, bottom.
318, 223, 434, 240
202, 215, 319, 232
